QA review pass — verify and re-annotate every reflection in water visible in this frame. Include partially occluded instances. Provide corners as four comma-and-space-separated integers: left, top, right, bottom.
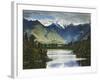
46, 49, 86, 68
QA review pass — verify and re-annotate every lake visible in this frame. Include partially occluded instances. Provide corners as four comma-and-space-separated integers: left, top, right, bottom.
46, 49, 86, 68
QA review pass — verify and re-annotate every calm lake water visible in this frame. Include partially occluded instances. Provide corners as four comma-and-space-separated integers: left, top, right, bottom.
46, 49, 86, 68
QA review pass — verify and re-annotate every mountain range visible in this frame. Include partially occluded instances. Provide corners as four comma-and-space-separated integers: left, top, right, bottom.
23, 18, 90, 44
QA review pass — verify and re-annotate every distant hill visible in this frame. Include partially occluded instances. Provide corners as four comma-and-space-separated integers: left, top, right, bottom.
23, 18, 90, 44
23, 18, 65, 44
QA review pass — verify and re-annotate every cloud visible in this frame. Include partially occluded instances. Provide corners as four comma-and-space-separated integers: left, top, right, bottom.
23, 10, 90, 26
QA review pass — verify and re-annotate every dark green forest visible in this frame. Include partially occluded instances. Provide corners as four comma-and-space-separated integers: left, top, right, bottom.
67, 35, 91, 66
23, 33, 50, 69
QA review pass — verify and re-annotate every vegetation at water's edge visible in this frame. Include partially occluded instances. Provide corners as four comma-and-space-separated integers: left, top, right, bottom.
23, 33, 51, 69
67, 36, 91, 66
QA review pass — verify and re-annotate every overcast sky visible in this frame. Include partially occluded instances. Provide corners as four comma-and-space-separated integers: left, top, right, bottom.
23, 10, 91, 27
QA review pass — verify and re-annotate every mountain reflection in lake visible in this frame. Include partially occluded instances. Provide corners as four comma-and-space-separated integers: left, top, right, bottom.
46, 49, 86, 68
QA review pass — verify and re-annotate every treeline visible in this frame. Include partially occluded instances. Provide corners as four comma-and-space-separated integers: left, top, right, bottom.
67, 36, 91, 66
23, 33, 50, 69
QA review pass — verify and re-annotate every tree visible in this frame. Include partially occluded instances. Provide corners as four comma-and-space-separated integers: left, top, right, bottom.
23, 32, 28, 42
29, 34, 36, 47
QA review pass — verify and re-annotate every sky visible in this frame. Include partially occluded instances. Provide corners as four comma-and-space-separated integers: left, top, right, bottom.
23, 10, 91, 28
